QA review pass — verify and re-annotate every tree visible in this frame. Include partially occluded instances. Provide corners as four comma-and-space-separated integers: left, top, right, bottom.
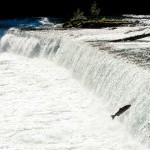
71, 8, 87, 21
90, 1, 101, 18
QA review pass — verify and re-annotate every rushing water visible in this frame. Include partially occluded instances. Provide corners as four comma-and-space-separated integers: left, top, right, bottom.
0, 17, 150, 149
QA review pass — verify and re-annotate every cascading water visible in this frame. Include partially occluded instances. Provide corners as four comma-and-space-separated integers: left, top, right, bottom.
1, 27, 150, 148
57, 40, 150, 146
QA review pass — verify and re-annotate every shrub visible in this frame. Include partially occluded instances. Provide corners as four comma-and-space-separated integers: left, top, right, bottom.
71, 8, 87, 21
90, 1, 101, 18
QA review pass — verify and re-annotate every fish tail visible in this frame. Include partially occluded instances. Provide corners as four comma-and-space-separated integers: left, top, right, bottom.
111, 115, 115, 120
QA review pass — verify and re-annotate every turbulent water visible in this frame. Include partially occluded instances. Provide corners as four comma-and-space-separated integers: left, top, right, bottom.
0, 16, 150, 149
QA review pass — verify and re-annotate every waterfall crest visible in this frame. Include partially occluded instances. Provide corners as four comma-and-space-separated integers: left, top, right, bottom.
1, 29, 150, 146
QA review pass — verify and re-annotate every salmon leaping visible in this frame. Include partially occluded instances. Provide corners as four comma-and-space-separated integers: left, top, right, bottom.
111, 105, 131, 119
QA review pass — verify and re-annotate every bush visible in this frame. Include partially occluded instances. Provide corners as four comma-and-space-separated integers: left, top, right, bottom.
90, 1, 101, 17
71, 8, 87, 21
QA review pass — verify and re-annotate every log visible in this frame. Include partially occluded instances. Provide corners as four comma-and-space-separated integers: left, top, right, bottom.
111, 33, 150, 42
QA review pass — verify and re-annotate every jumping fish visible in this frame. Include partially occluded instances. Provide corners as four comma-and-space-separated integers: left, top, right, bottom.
111, 105, 131, 119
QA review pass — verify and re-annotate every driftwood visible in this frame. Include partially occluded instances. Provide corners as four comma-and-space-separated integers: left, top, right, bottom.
111, 33, 150, 42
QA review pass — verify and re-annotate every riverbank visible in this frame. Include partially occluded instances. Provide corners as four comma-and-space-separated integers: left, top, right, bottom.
63, 17, 135, 28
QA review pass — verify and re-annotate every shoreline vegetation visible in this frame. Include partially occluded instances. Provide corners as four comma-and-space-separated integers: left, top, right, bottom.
63, 1, 135, 29
63, 17, 135, 28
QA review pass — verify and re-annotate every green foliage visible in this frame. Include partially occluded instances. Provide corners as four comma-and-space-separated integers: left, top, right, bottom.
71, 8, 87, 21
90, 1, 101, 17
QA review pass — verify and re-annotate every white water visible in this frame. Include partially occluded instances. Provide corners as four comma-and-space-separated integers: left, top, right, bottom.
0, 53, 147, 150
0, 21, 150, 149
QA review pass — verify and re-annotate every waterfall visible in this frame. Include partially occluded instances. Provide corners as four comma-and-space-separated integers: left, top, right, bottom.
1, 29, 150, 147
